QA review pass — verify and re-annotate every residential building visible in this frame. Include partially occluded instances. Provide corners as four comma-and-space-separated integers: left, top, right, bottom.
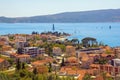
59, 67, 80, 80
65, 57, 79, 66
16, 54, 31, 63
0, 36, 9, 45
111, 59, 120, 66
66, 45, 76, 56
0, 58, 10, 70
39, 48, 45, 54
2, 49, 17, 57
100, 64, 120, 76
22, 47, 45, 57
78, 48, 104, 54
15, 35, 28, 49
31, 57, 53, 67
114, 47, 120, 58
16, 41, 28, 49
15, 35, 26, 42
2, 45, 12, 51
53, 47, 62, 56
10, 53, 31, 63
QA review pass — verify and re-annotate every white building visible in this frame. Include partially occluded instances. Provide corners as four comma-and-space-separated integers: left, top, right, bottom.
22, 47, 45, 57
112, 59, 120, 66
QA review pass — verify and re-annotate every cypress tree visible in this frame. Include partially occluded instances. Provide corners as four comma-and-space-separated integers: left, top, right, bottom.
61, 57, 65, 67
48, 62, 52, 72
16, 58, 21, 71
22, 63, 25, 69
33, 67, 38, 75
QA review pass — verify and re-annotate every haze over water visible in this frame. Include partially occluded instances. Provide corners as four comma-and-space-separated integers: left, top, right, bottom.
0, 23, 120, 47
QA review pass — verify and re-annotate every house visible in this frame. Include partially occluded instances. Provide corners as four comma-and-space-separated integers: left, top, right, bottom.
0, 36, 9, 45
66, 45, 76, 56
10, 53, 31, 63
2, 45, 12, 51
16, 41, 28, 49
59, 66, 80, 80
0, 58, 10, 70
65, 57, 78, 66
15, 35, 28, 49
53, 47, 62, 56
88, 54, 100, 63
2, 49, 17, 57
31, 57, 53, 67
86, 69, 99, 76
59, 66, 87, 80
90, 64, 100, 69
10, 53, 18, 58
31, 60, 47, 67
0, 41, 8, 46
36, 40, 43, 45
0, 36, 9, 41
79, 48, 104, 54
114, 47, 120, 58
81, 58, 94, 69
16, 54, 31, 63
100, 64, 120, 76
78, 52, 94, 69
15, 35, 26, 42
51, 63, 60, 71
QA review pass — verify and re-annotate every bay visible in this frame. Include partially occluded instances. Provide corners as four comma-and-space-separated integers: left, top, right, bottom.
0, 23, 120, 47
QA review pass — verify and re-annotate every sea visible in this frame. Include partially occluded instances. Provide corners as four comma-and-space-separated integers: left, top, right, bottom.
0, 23, 120, 47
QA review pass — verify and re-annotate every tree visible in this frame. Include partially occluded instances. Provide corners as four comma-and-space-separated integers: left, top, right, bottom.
17, 48, 23, 54
99, 58, 107, 65
32, 31, 39, 35
82, 37, 97, 47
61, 57, 65, 67
37, 66, 48, 74
0, 45, 3, 54
16, 58, 21, 71
33, 67, 38, 75
7, 58, 14, 65
48, 62, 52, 72
19, 70, 26, 77
22, 63, 25, 69
83, 73, 91, 80
0, 72, 9, 80
71, 38, 79, 45
45, 44, 53, 57
106, 78, 113, 80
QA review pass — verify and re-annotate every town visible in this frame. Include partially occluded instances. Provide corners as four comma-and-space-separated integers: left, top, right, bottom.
0, 31, 120, 80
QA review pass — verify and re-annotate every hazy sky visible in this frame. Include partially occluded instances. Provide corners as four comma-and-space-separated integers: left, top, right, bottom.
0, 0, 120, 17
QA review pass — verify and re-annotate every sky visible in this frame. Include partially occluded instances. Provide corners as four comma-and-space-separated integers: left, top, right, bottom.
0, 0, 120, 17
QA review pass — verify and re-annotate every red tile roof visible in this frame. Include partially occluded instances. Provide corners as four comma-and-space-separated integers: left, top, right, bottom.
17, 54, 30, 58
0, 58, 5, 63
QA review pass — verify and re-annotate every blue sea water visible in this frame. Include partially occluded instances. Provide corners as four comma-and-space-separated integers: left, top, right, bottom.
0, 23, 120, 47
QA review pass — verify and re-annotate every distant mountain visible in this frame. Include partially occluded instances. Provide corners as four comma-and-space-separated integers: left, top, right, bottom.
0, 9, 120, 23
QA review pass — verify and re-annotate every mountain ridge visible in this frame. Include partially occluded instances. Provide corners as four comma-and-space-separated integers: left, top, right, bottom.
0, 9, 120, 23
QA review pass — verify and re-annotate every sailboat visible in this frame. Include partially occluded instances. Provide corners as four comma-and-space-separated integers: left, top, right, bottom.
109, 25, 111, 29
52, 24, 55, 32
